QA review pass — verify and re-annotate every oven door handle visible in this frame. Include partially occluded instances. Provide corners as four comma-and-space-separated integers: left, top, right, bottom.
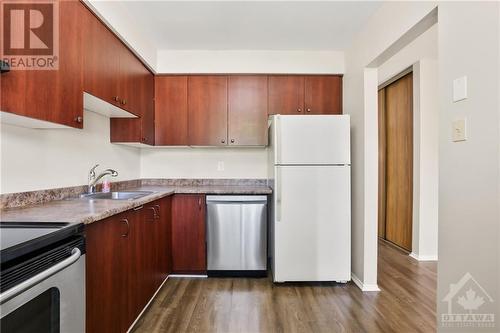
0, 247, 81, 305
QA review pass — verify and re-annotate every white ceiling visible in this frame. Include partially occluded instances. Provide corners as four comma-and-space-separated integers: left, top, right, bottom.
116, 1, 381, 51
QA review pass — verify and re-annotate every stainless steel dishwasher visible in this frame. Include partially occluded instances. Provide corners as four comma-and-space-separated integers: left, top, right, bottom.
206, 195, 267, 277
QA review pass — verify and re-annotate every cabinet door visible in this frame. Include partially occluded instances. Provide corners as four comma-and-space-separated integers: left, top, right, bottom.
83, 9, 120, 107
86, 213, 130, 333
126, 204, 156, 323
188, 76, 228, 146
304, 75, 342, 114
155, 76, 188, 145
110, 70, 154, 144
268, 75, 304, 115
153, 197, 172, 286
172, 195, 206, 273
228, 76, 268, 146
117, 48, 144, 116
0, 1, 84, 128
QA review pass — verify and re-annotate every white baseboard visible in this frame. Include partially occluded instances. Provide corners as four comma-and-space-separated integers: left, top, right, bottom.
351, 273, 380, 292
168, 274, 208, 278
409, 252, 438, 261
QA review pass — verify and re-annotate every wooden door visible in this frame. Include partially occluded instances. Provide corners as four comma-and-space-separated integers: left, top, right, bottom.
155, 76, 188, 145
304, 75, 342, 114
228, 75, 268, 146
268, 75, 304, 115
378, 88, 387, 239
83, 8, 121, 107
86, 213, 130, 333
188, 76, 228, 146
382, 73, 413, 251
0, 1, 84, 128
171, 195, 206, 273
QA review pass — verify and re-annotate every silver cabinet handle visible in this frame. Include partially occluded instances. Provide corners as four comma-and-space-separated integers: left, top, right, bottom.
154, 204, 161, 219
120, 218, 130, 237
221, 139, 225, 144
0, 248, 81, 305
230, 139, 235, 143
147, 207, 158, 220
133, 205, 143, 211
198, 197, 202, 210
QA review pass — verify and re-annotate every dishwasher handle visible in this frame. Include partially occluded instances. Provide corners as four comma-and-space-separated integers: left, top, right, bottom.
206, 195, 267, 204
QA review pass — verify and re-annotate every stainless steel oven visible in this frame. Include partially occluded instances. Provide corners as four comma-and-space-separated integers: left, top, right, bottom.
0, 223, 85, 333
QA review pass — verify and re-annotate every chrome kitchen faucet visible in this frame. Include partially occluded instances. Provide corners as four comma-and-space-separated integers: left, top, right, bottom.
88, 164, 118, 194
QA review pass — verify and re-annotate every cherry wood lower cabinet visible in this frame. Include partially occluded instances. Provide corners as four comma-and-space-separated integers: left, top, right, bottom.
171, 194, 207, 273
86, 197, 172, 333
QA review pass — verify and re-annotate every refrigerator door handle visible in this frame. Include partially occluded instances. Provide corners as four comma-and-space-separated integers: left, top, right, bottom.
276, 115, 282, 164
276, 167, 282, 222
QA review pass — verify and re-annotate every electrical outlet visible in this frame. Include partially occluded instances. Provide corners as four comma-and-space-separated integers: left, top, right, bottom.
217, 161, 225, 171
452, 118, 467, 142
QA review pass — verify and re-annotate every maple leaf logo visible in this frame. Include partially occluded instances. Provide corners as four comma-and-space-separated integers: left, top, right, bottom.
457, 289, 485, 313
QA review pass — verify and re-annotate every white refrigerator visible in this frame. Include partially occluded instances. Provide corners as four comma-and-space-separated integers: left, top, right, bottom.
268, 115, 351, 282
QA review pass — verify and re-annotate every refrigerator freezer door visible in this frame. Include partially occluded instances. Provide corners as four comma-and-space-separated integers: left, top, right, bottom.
273, 165, 351, 282
273, 115, 350, 165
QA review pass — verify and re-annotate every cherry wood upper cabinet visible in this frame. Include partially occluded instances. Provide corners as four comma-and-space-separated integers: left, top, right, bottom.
228, 76, 268, 146
83, 8, 121, 108
171, 195, 207, 273
155, 76, 188, 145
188, 76, 228, 146
304, 75, 342, 114
268, 76, 305, 115
110, 70, 154, 145
0, 1, 85, 128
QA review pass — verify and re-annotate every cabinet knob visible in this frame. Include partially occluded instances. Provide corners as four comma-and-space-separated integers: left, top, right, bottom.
74, 116, 83, 123
230, 139, 235, 143
306, 108, 311, 113
121, 99, 127, 105
221, 139, 225, 144
113, 96, 120, 102
297, 108, 302, 113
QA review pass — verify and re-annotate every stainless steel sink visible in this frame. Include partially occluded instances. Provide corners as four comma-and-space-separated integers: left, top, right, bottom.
80, 191, 154, 200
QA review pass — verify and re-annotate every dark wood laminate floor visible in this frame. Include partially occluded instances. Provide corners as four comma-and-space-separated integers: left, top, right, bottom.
132, 240, 437, 333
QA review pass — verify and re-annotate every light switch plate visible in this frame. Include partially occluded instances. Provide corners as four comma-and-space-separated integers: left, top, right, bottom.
452, 118, 467, 142
453, 76, 467, 102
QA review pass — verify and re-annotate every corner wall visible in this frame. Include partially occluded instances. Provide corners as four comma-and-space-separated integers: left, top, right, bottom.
437, 3, 500, 330
344, 1, 437, 289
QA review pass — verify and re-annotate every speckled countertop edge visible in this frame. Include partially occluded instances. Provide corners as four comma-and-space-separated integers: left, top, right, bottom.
0, 185, 272, 226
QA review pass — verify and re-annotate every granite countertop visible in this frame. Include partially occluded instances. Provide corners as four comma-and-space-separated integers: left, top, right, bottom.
0, 184, 272, 225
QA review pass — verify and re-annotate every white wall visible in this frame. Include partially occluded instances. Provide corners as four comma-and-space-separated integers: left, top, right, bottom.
156, 50, 344, 74
0, 111, 141, 194
344, 1, 437, 289
377, 25, 439, 261
412, 59, 439, 261
140, 148, 267, 179
437, 3, 500, 330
